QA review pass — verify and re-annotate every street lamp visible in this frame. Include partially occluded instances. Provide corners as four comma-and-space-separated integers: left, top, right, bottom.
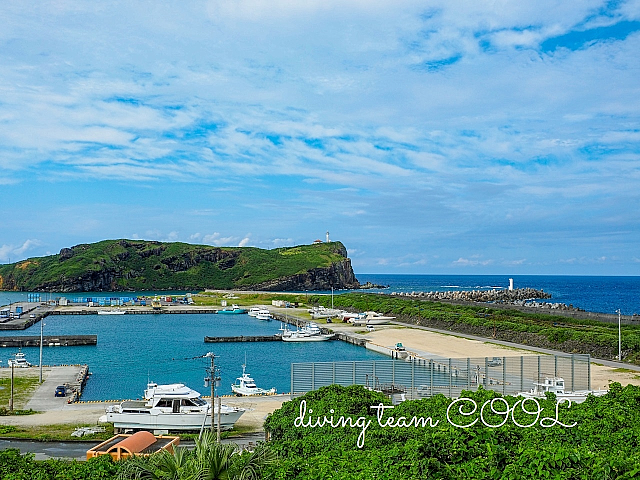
616, 309, 622, 361
39, 320, 46, 383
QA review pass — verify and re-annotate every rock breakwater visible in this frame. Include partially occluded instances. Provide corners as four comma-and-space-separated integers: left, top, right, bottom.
392, 288, 552, 304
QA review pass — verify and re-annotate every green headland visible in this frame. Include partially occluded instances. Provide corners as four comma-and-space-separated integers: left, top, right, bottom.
0, 239, 359, 292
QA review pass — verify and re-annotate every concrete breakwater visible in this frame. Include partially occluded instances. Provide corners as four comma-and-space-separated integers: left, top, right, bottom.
392, 287, 552, 303
0, 335, 97, 347
205, 335, 281, 343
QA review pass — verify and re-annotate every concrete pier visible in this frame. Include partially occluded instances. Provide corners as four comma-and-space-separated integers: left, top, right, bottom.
205, 335, 281, 343
0, 335, 97, 347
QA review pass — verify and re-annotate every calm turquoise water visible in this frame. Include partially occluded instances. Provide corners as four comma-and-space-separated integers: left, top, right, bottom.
1, 313, 385, 401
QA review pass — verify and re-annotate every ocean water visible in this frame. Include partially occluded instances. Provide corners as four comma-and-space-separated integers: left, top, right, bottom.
0, 313, 385, 401
356, 274, 640, 316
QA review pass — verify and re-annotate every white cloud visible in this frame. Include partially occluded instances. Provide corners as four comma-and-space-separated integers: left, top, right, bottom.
0, 239, 41, 262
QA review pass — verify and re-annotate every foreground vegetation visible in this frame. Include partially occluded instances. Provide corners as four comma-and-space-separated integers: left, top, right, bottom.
2, 384, 640, 479
0, 239, 354, 291
312, 293, 640, 364
264, 384, 640, 479
0, 433, 276, 480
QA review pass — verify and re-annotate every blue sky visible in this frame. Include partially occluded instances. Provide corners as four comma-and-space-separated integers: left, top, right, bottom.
1, 1, 639, 275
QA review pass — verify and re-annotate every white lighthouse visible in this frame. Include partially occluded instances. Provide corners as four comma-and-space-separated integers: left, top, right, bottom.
509, 278, 514, 291
326, 231, 330, 243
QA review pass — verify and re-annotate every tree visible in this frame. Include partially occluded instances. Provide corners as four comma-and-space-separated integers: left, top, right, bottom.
117, 432, 277, 480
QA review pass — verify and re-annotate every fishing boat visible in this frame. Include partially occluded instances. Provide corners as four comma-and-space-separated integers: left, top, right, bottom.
100, 383, 244, 432
231, 364, 276, 396
97, 309, 126, 315
518, 377, 608, 403
280, 322, 334, 342
217, 304, 247, 314
8, 350, 32, 368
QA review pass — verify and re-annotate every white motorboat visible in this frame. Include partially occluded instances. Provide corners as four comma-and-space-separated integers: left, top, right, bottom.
256, 309, 271, 320
231, 365, 276, 396
349, 311, 395, 326
97, 309, 126, 315
8, 350, 32, 368
518, 377, 608, 404
362, 311, 395, 324
99, 383, 244, 432
309, 307, 342, 320
280, 322, 334, 342
247, 307, 261, 317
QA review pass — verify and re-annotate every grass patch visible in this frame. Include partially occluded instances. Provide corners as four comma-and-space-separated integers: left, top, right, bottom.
0, 423, 115, 441
0, 375, 41, 409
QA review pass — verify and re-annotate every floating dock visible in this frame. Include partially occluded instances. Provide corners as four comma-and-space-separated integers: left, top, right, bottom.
0, 335, 97, 347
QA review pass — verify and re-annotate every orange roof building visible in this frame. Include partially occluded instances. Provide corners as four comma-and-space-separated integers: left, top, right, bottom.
86, 431, 179, 461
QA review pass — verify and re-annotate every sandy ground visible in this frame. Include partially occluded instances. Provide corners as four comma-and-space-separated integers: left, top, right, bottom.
356, 325, 640, 389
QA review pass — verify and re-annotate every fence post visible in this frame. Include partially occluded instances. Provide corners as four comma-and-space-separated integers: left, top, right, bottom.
467, 357, 471, 389
449, 358, 452, 398
411, 358, 415, 399
554, 355, 558, 377
587, 355, 591, 390
537, 356, 541, 383
392, 359, 395, 386
571, 355, 575, 391
352, 362, 356, 385
430, 359, 433, 397
502, 357, 506, 396
520, 356, 524, 392
484, 357, 488, 388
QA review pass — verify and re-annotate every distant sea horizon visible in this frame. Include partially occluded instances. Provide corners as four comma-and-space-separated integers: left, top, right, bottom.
1, 274, 639, 316
355, 274, 640, 316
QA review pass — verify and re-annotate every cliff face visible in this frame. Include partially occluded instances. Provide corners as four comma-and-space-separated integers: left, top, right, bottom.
241, 257, 360, 291
0, 239, 359, 292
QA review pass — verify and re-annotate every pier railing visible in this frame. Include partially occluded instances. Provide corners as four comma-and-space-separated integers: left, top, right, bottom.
291, 354, 592, 400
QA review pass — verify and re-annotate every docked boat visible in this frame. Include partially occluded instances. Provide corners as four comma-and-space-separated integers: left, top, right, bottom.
99, 383, 244, 432
518, 377, 608, 403
8, 350, 32, 368
97, 309, 126, 315
217, 304, 247, 314
231, 365, 276, 396
247, 307, 262, 317
280, 322, 334, 342
256, 309, 271, 321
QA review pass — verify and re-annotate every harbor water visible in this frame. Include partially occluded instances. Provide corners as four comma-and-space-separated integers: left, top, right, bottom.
0, 313, 385, 401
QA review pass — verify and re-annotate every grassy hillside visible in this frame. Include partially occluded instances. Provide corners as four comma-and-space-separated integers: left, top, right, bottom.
0, 239, 357, 292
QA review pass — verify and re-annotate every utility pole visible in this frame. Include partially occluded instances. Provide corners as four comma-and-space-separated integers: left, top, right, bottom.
616, 309, 622, 361
205, 352, 220, 440
39, 320, 45, 383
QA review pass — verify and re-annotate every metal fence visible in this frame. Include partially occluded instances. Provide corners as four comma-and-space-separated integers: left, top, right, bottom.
291, 354, 591, 400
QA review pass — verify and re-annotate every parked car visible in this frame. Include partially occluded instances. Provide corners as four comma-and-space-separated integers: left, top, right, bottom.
488, 357, 503, 367
55, 386, 66, 397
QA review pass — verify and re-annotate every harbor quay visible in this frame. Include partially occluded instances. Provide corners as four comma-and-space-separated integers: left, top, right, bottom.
0, 335, 97, 347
